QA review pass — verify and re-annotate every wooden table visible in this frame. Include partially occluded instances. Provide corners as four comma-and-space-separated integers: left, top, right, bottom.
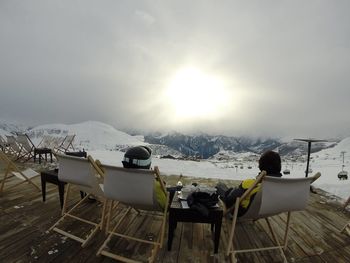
34, 148, 53, 164
168, 195, 223, 254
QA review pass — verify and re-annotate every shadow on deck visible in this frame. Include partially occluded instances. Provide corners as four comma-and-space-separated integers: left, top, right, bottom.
1, 175, 350, 262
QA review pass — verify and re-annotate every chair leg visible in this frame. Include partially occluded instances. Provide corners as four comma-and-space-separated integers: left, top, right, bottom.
62, 183, 71, 215
283, 212, 291, 250
265, 217, 288, 263
105, 200, 113, 235
226, 198, 240, 257
340, 222, 350, 235
100, 198, 107, 230
97, 207, 132, 256
0, 165, 11, 194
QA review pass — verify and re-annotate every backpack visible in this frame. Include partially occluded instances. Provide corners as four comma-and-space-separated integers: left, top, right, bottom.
187, 191, 219, 217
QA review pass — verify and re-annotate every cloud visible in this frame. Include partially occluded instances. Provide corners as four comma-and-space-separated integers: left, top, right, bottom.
0, 1, 350, 138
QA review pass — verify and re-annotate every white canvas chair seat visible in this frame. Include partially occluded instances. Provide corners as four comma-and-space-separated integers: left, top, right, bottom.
0, 151, 40, 194
49, 153, 107, 247
225, 171, 321, 263
12, 168, 39, 180
97, 165, 169, 263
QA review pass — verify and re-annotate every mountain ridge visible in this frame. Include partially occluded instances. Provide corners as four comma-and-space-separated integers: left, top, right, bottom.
0, 119, 339, 158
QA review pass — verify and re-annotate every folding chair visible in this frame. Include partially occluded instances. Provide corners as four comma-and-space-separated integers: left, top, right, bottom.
5, 135, 23, 159
0, 151, 40, 194
340, 196, 350, 235
97, 165, 169, 263
56, 135, 76, 153
0, 136, 9, 152
225, 171, 321, 263
49, 153, 106, 247
16, 134, 36, 161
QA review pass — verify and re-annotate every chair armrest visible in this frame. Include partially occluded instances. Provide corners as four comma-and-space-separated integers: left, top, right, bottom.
311, 172, 321, 183
239, 171, 266, 203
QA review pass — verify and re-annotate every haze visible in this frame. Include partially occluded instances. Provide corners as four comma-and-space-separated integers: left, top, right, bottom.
1, 1, 350, 138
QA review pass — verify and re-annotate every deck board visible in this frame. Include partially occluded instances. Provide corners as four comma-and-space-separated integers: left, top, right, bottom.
1, 173, 350, 262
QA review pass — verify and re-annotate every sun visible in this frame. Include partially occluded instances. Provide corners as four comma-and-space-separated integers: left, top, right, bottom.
165, 67, 230, 120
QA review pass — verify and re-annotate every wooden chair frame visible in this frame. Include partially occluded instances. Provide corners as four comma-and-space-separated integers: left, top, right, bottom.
0, 151, 40, 194
16, 134, 36, 162
56, 135, 76, 153
340, 196, 350, 235
97, 166, 169, 263
224, 171, 321, 263
49, 154, 107, 247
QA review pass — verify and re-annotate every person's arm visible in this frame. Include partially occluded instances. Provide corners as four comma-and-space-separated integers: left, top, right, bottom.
239, 171, 266, 203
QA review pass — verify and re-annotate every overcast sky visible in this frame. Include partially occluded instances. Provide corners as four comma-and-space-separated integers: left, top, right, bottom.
1, 1, 350, 138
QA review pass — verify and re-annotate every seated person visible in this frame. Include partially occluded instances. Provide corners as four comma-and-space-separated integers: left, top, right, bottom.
216, 150, 282, 216
122, 145, 167, 210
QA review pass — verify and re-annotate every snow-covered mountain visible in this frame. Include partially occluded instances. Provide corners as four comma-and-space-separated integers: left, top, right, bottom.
24, 121, 183, 157
0, 119, 28, 136
27, 121, 145, 151
0, 119, 341, 159
144, 132, 337, 159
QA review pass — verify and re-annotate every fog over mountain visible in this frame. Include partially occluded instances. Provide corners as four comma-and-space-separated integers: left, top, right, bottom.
0, 120, 338, 159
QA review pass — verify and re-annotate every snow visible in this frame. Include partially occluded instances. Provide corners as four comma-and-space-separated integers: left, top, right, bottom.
1, 119, 350, 202
29, 121, 146, 150
89, 141, 350, 201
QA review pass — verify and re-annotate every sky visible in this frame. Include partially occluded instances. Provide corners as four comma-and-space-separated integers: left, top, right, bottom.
1, 1, 350, 138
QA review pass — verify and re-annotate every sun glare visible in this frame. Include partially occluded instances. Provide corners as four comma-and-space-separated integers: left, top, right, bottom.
165, 67, 230, 120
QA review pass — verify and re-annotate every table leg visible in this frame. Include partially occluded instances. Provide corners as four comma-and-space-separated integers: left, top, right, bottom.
39, 154, 42, 164
45, 153, 47, 162
50, 152, 53, 163
168, 213, 176, 251
41, 176, 46, 202
58, 183, 65, 209
213, 219, 222, 254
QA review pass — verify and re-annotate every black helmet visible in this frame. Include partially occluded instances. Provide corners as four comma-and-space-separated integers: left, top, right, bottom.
122, 146, 152, 169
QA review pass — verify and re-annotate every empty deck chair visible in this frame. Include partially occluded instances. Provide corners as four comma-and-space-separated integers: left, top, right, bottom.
0, 136, 8, 152
16, 134, 36, 161
37, 135, 56, 148
56, 135, 76, 153
49, 153, 106, 247
340, 196, 350, 235
97, 165, 169, 263
5, 135, 23, 159
224, 171, 321, 263
0, 151, 40, 194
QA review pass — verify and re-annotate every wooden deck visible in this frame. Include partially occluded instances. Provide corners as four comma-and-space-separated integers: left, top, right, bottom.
1, 172, 350, 262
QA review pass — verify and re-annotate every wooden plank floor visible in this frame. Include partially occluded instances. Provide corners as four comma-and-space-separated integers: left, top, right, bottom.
1, 173, 350, 262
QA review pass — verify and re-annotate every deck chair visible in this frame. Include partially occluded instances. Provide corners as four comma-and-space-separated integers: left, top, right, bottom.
49, 153, 106, 247
0, 136, 9, 152
37, 135, 59, 149
56, 135, 76, 153
340, 196, 350, 235
97, 165, 169, 263
16, 134, 36, 161
0, 150, 40, 194
225, 171, 321, 263
5, 135, 23, 159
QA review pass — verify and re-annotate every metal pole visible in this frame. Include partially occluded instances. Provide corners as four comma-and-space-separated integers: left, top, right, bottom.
305, 141, 311, 177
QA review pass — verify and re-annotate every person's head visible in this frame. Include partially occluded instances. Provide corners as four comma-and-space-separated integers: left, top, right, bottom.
122, 145, 152, 169
258, 150, 281, 175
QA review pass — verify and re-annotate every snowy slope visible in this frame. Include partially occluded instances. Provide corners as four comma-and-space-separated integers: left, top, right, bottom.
89, 136, 350, 201
28, 121, 145, 150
